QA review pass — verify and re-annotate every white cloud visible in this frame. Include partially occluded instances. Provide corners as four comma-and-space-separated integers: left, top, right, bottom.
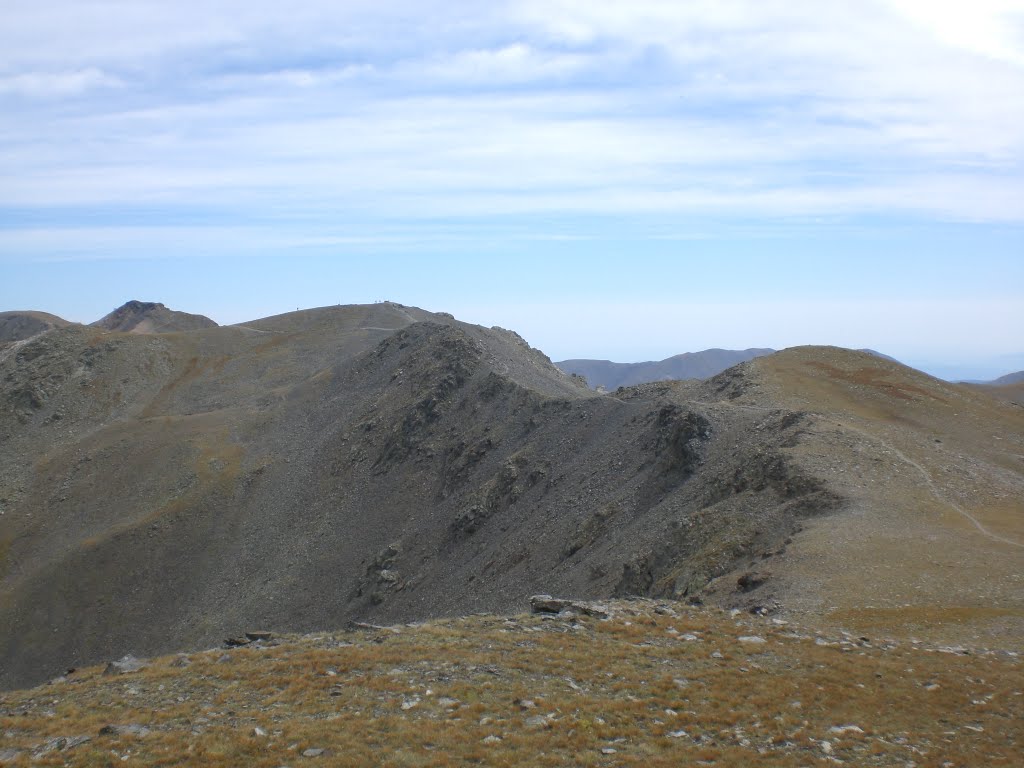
0, 2, 1023, 222
886, 0, 1024, 65
0, 68, 122, 96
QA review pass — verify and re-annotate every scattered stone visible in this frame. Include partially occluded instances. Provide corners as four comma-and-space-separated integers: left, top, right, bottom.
668, 730, 688, 738
529, 595, 609, 618
681, 633, 701, 641
224, 636, 251, 647
400, 698, 420, 710
99, 724, 151, 738
738, 636, 767, 644
482, 735, 502, 745
829, 725, 864, 735
32, 736, 91, 756
169, 654, 191, 668
348, 621, 402, 633
820, 740, 833, 755
253, 726, 268, 737
711, 651, 724, 659
245, 631, 273, 642
516, 698, 537, 710
103, 655, 147, 675
525, 715, 551, 729
302, 747, 328, 757
0, 748, 22, 763
602, 747, 617, 754
437, 697, 459, 709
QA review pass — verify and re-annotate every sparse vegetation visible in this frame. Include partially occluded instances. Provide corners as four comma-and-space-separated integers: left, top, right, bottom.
1, 600, 1020, 767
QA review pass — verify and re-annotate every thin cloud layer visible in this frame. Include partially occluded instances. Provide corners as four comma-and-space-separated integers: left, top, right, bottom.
1, 0, 1023, 251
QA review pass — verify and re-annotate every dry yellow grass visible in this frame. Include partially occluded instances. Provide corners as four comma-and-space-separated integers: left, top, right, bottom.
1, 600, 1020, 767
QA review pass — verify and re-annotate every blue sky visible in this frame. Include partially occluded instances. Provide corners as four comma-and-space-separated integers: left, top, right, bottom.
1, 1, 1022, 379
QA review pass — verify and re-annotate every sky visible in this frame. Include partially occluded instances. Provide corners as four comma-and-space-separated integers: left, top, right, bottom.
1, 1, 1022, 379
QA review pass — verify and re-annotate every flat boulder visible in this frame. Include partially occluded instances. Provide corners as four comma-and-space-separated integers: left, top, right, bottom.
102, 655, 147, 675
529, 595, 609, 619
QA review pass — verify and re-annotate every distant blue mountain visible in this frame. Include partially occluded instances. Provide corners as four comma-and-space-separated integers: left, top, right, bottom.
556, 348, 776, 390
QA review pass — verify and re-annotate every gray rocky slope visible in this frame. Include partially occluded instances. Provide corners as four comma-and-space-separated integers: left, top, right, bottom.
0, 303, 844, 689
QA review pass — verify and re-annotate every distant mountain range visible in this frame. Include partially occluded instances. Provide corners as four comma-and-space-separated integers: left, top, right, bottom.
556, 349, 776, 390
988, 370, 1024, 386
556, 348, 900, 389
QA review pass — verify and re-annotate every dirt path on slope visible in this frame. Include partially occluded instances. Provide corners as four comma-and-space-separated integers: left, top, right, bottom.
843, 423, 1024, 549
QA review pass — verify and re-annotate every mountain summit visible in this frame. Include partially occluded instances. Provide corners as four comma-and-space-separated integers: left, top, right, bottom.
91, 300, 218, 334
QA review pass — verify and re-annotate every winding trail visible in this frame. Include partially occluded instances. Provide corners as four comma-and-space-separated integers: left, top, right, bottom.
232, 325, 274, 335
844, 424, 1024, 549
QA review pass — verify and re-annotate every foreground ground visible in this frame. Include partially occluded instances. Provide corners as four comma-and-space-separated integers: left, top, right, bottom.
1, 600, 1020, 767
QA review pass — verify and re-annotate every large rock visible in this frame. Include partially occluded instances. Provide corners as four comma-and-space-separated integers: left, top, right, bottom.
529, 595, 609, 619
102, 655, 148, 675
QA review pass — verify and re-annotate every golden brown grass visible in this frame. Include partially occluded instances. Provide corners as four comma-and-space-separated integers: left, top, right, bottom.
1, 601, 1020, 767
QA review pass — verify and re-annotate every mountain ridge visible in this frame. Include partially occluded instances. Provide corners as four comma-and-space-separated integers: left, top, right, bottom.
1, 303, 1021, 690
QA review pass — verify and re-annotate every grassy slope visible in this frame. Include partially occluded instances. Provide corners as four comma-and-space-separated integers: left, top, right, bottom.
695, 347, 1024, 647
0, 600, 1020, 768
